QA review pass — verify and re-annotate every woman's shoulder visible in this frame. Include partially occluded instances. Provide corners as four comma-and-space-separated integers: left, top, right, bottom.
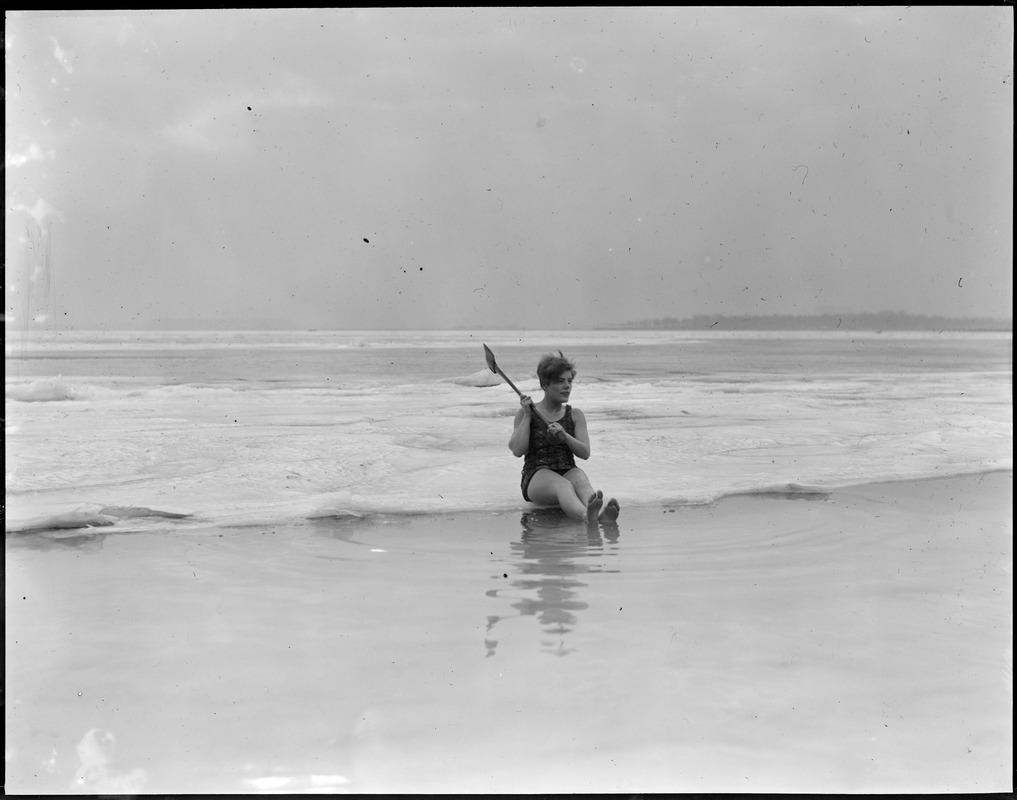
566, 405, 586, 420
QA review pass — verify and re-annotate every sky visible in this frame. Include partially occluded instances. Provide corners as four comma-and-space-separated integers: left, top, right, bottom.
5, 7, 1013, 331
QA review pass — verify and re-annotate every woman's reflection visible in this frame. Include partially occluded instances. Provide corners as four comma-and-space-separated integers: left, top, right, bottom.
485, 510, 620, 657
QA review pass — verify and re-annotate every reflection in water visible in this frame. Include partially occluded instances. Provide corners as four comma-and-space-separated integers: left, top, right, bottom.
307, 514, 373, 544
5, 529, 112, 552
486, 510, 620, 657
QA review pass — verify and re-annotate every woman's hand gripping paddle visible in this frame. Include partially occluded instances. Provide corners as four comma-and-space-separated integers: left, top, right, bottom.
483, 344, 553, 428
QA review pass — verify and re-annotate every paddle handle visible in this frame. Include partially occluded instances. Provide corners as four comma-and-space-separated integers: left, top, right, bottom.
493, 366, 552, 427
482, 343, 555, 430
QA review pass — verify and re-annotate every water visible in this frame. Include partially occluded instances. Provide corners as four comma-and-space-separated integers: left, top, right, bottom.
5, 329, 1012, 793
5, 329, 1012, 531
5, 476, 1011, 793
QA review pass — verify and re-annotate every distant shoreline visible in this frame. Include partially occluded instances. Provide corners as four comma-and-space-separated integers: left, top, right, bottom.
598, 313, 1012, 333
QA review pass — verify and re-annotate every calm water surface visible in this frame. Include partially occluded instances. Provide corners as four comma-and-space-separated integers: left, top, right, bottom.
6, 472, 1011, 794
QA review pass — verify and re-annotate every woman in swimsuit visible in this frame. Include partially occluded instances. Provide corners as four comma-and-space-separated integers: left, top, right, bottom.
509, 351, 620, 525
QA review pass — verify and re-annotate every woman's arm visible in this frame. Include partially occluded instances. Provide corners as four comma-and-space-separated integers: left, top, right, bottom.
563, 407, 591, 460
508, 397, 533, 457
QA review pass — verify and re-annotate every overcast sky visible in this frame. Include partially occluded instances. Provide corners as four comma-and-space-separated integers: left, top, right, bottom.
5, 7, 1013, 330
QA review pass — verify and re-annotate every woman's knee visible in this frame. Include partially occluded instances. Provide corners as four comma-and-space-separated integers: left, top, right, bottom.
565, 468, 593, 494
527, 470, 573, 505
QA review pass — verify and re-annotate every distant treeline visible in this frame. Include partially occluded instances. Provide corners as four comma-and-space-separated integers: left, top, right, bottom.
605, 312, 1012, 332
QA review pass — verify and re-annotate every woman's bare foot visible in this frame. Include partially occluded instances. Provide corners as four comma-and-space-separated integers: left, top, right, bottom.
586, 490, 604, 523
599, 497, 620, 522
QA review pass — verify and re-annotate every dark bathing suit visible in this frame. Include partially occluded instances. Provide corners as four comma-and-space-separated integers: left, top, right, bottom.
520, 405, 577, 502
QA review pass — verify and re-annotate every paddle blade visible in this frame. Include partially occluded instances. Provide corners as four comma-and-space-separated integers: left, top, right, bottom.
483, 344, 497, 373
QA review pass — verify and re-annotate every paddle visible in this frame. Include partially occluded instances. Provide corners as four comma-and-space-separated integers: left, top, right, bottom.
483, 344, 553, 428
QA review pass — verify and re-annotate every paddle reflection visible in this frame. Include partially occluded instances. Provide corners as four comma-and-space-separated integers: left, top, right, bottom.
485, 511, 620, 657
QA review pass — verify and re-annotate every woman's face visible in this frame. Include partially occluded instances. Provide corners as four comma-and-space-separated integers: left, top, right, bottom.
543, 370, 575, 403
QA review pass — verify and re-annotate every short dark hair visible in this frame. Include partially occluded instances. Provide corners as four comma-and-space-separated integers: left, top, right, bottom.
536, 351, 576, 388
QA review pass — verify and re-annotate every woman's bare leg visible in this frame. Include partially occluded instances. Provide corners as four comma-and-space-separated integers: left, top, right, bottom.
565, 468, 619, 522
526, 469, 598, 522
564, 468, 595, 506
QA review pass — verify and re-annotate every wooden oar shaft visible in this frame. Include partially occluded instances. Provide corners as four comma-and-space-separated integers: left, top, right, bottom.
495, 367, 551, 426
483, 344, 552, 427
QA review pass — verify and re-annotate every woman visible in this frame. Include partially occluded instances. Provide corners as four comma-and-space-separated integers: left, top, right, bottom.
509, 351, 620, 524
